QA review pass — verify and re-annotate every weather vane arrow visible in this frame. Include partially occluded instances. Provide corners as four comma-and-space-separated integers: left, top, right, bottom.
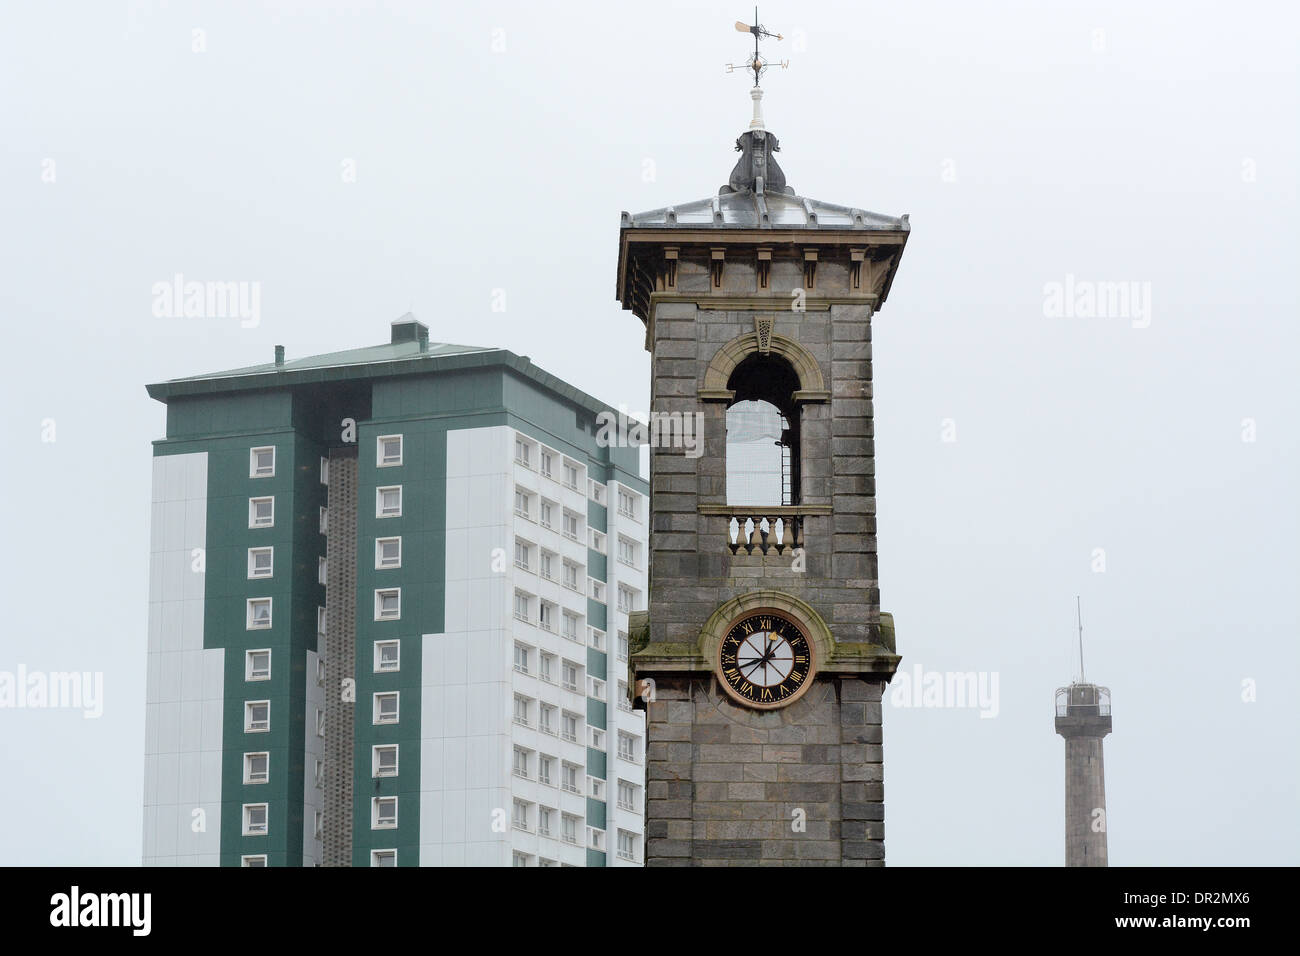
726, 9, 788, 87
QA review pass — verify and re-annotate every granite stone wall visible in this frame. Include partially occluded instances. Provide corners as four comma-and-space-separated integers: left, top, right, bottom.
643, 675, 886, 866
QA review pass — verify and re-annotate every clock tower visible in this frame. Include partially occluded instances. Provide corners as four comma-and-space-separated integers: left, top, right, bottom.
618, 41, 910, 865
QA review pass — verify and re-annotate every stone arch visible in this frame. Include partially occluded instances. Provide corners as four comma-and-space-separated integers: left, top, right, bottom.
698, 330, 830, 402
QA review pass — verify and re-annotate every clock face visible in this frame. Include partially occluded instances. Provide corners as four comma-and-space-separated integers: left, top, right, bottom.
717, 610, 814, 709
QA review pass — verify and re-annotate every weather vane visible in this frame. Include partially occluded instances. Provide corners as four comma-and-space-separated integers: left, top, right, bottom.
727, 8, 788, 87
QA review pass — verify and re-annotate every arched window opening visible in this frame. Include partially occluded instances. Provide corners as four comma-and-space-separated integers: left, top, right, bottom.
725, 354, 800, 506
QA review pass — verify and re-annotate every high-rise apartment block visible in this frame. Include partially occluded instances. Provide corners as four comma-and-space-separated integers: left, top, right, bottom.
142, 316, 648, 866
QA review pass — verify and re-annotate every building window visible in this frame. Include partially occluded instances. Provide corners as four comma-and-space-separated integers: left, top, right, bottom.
617, 631, 629, 662
561, 661, 580, 693
590, 529, 606, 554
314, 759, 324, 788
588, 827, 605, 852
245, 649, 270, 682
317, 606, 327, 638
373, 745, 398, 778
512, 852, 529, 867
247, 547, 273, 579
319, 506, 328, 535
377, 434, 403, 467
537, 806, 554, 837
617, 830, 637, 862
590, 481, 606, 505
539, 704, 557, 735
513, 694, 531, 727
318, 556, 328, 585
376, 486, 402, 518
512, 799, 530, 831
590, 727, 606, 750
617, 536, 637, 567
246, 598, 272, 630
243, 752, 269, 785
617, 584, 638, 614
561, 561, 580, 590
539, 499, 554, 529
372, 796, 398, 829
514, 539, 532, 571
242, 803, 268, 836
540, 449, 554, 478
561, 762, 581, 794
249, 446, 275, 478
617, 488, 639, 520
374, 588, 401, 621
539, 653, 555, 683
374, 640, 400, 672
375, 536, 401, 569
512, 747, 530, 779
513, 642, 531, 674
315, 708, 326, 737
538, 755, 554, 786
373, 692, 399, 725
538, 601, 555, 632
314, 811, 324, 841
316, 658, 326, 687
618, 680, 632, 712
241, 855, 267, 867
320, 457, 329, 485
371, 850, 396, 867
617, 731, 638, 762
514, 437, 532, 467
515, 488, 533, 519
617, 779, 637, 812
248, 497, 274, 528
539, 550, 555, 580
562, 461, 580, 490
588, 627, 604, 651
561, 711, 579, 743
561, 510, 580, 540
562, 814, 579, 844
561, 612, 579, 642
589, 676, 605, 699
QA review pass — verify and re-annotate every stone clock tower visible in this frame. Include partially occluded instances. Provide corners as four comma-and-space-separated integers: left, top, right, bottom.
618, 84, 910, 866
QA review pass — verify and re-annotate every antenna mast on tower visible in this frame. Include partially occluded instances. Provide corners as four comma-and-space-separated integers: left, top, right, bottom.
1076, 596, 1086, 684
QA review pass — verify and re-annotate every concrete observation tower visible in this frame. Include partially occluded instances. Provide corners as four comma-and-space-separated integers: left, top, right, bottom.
1054, 599, 1112, 867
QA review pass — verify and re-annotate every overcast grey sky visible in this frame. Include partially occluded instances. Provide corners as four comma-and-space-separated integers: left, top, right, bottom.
1, 0, 1296, 866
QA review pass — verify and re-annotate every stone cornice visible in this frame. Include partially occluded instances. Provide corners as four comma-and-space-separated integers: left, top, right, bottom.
630, 594, 900, 683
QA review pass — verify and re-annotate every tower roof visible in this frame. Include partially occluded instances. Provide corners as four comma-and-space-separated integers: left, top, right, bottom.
620, 123, 909, 234
615, 117, 910, 323
622, 188, 907, 232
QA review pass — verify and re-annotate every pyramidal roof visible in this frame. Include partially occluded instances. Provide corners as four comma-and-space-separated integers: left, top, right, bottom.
621, 90, 908, 234
622, 188, 907, 232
